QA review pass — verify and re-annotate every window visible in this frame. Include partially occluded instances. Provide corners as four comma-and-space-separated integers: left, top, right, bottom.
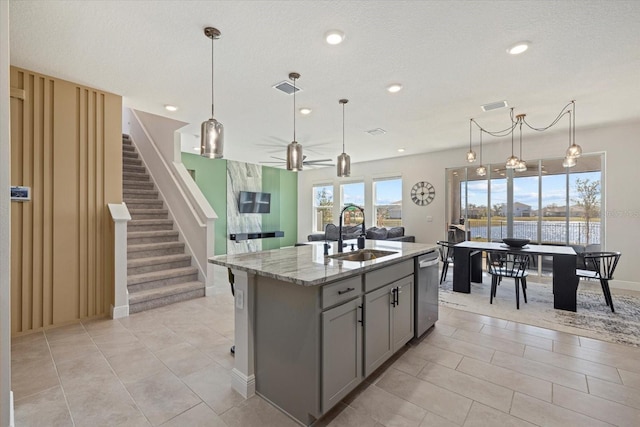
340, 182, 364, 226
373, 177, 402, 227
312, 184, 333, 232
447, 154, 603, 276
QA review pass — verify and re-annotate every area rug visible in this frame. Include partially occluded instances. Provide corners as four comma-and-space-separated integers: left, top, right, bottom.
439, 276, 640, 347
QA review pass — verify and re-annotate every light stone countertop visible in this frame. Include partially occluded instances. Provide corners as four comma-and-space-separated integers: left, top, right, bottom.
209, 240, 439, 286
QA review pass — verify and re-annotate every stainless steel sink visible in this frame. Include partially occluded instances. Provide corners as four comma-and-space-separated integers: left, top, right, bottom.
327, 249, 398, 262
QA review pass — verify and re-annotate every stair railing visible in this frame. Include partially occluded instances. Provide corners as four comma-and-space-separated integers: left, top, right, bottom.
108, 202, 131, 318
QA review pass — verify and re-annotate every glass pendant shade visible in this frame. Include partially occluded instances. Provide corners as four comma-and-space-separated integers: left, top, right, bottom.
506, 155, 519, 169
466, 150, 477, 163
515, 159, 527, 172
337, 152, 351, 177
201, 118, 224, 158
476, 165, 487, 176
562, 156, 577, 168
287, 141, 303, 171
566, 143, 582, 159
286, 73, 302, 171
337, 98, 351, 177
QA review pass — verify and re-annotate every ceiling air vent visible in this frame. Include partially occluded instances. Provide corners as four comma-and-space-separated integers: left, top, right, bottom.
272, 80, 302, 95
365, 128, 387, 136
481, 100, 509, 112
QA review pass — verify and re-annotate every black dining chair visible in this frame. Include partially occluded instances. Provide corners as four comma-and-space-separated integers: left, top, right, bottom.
576, 251, 621, 312
486, 251, 529, 309
436, 240, 456, 284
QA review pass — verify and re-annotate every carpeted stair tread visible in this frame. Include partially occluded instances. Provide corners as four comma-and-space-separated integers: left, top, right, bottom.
127, 254, 192, 275
128, 230, 179, 244
123, 157, 142, 166
127, 266, 198, 286
128, 253, 191, 269
123, 171, 150, 181
124, 199, 164, 209
128, 241, 184, 253
128, 282, 205, 313
123, 164, 147, 173
123, 181, 154, 189
124, 189, 158, 199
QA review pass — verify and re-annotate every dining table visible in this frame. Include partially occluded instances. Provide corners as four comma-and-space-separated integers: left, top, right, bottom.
452, 241, 579, 312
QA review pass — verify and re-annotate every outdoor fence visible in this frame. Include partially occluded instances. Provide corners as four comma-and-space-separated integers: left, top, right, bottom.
468, 220, 601, 246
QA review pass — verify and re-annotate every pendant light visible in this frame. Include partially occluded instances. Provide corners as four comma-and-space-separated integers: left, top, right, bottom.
200, 27, 224, 159
565, 100, 582, 160
563, 109, 577, 168
337, 99, 351, 177
475, 127, 487, 176
505, 115, 519, 169
286, 72, 303, 171
466, 119, 477, 162
515, 114, 527, 172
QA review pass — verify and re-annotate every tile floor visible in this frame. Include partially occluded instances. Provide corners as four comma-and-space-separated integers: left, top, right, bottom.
12, 292, 640, 426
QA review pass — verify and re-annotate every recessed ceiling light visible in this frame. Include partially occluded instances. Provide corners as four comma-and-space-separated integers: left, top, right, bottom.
387, 83, 403, 93
299, 108, 312, 115
325, 30, 345, 45
397, 148, 405, 153
165, 104, 178, 112
507, 41, 530, 55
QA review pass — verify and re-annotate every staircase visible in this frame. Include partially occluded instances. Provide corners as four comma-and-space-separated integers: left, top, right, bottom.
122, 134, 205, 313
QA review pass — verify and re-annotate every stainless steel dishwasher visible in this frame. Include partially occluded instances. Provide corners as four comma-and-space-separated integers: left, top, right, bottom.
414, 250, 439, 338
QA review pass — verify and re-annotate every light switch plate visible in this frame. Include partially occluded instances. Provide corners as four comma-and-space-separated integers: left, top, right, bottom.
235, 289, 244, 309
426, 216, 433, 222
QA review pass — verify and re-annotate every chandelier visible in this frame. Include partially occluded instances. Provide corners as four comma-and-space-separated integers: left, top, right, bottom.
468, 101, 581, 171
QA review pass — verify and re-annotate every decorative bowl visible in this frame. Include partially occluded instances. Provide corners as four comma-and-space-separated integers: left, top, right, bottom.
502, 238, 530, 248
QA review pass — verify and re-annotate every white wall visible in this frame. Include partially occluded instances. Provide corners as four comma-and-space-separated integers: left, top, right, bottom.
1, 1, 12, 424
298, 120, 640, 288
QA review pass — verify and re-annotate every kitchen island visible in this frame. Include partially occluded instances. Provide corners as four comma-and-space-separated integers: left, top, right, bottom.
209, 240, 438, 425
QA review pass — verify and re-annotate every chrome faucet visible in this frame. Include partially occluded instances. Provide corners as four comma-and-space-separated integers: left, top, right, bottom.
338, 204, 365, 253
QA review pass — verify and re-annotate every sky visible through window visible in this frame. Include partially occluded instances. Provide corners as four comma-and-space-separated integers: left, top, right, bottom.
466, 171, 600, 209
375, 179, 402, 205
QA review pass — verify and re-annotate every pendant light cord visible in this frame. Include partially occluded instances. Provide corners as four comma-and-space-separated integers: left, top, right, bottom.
342, 102, 346, 153
568, 110, 572, 148
519, 118, 523, 157
469, 119, 472, 152
479, 129, 482, 164
293, 77, 297, 142
572, 100, 576, 146
211, 33, 215, 118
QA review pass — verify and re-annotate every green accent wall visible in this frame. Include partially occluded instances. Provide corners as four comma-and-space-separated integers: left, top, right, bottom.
262, 167, 298, 250
181, 153, 228, 255
181, 153, 298, 254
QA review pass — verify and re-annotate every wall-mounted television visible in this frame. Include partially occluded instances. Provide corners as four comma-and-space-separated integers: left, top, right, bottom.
238, 191, 271, 213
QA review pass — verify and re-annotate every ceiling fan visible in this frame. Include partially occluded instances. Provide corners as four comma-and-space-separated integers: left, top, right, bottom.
260, 155, 334, 168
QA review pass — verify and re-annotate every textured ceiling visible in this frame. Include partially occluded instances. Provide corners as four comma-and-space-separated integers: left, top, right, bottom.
9, 0, 640, 168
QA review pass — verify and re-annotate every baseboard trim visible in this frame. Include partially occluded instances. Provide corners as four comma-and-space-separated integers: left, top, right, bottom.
110, 304, 129, 319
231, 368, 255, 398
10, 390, 14, 427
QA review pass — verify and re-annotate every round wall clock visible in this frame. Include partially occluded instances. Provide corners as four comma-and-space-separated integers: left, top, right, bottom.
411, 181, 435, 206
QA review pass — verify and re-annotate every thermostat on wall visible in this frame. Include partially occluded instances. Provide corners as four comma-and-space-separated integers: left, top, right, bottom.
11, 186, 31, 201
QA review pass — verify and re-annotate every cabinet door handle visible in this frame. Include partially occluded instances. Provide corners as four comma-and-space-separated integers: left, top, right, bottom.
358, 304, 364, 325
396, 288, 402, 306
390, 288, 397, 307
338, 287, 355, 295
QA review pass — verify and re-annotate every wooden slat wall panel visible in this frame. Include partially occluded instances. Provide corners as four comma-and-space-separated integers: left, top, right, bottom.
10, 67, 122, 335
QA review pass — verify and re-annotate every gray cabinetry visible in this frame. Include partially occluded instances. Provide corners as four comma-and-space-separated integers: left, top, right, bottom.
322, 296, 363, 411
364, 276, 414, 376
